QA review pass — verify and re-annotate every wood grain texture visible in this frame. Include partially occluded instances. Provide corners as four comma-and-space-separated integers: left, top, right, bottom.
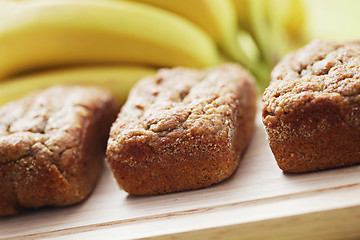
1, 111, 360, 240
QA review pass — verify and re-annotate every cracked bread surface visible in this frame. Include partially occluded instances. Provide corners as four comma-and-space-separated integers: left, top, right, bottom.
0, 86, 118, 215
262, 40, 360, 172
106, 63, 257, 195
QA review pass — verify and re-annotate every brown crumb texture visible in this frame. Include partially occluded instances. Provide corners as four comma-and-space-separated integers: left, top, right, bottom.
262, 40, 360, 173
0, 86, 118, 216
106, 63, 257, 195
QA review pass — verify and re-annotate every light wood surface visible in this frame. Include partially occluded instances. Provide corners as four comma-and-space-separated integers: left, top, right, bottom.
1, 111, 360, 240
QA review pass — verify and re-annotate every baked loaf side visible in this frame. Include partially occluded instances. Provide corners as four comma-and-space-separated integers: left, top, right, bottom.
107, 63, 257, 195
0, 86, 118, 216
262, 40, 360, 173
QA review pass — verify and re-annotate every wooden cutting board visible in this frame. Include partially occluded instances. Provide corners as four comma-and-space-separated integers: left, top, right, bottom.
1, 110, 360, 240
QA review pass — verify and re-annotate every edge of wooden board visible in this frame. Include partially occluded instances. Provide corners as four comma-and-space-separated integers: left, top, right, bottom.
8, 182, 360, 240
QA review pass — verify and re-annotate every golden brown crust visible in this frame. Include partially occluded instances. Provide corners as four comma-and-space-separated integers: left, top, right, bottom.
262, 40, 360, 173
0, 86, 118, 215
106, 63, 257, 195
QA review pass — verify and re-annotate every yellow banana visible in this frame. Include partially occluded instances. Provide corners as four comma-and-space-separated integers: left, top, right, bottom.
283, 0, 306, 45
0, 65, 156, 106
245, 0, 271, 64
126, 0, 256, 68
232, 0, 251, 33
266, 0, 306, 58
0, 0, 220, 80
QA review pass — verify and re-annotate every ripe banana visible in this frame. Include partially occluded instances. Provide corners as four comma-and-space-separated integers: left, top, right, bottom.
282, 0, 306, 46
0, 0, 220, 80
232, 0, 251, 33
266, 0, 307, 58
126, 0, 255, 68
0, 65, 156, 106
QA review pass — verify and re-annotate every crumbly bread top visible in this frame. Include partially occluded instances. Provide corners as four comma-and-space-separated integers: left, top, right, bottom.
108, 63, 256, 151
263, 40, 360, 117
0, 86, 115, 166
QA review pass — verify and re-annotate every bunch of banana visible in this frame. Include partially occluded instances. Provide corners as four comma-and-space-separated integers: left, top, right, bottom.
0, 0, 308, 107
0, 0, 221, 106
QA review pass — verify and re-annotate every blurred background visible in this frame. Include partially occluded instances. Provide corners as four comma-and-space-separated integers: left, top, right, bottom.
0, 0, 359, 106
303, 0, 360, 41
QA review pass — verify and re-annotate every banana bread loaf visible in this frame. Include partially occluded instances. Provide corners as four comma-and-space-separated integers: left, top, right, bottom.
0, 86, 118, 215
262, 40, 360, 173
106, 63, 257, 195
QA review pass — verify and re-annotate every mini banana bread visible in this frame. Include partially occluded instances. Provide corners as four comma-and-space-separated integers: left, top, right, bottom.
0, 86, 118, 215
262, 40, 360, 173
106, 63, 257, 195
